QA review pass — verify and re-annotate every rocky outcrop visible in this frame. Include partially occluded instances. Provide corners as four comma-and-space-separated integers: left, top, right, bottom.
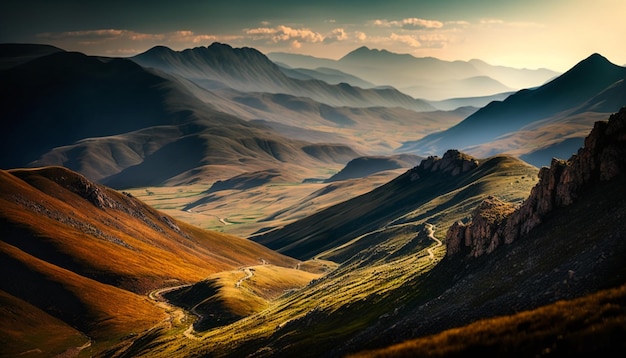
446, 196, 517, 257
447, 106, 626, 257
409, 149, 479, 182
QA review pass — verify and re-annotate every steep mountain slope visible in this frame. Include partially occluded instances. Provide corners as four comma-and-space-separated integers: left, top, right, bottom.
427, 92, 513, 111
139, 109, 626, 358
398, 53, 626, 164
344, 107, 626, 357
253, 150, 538, 261
399, 75, 513, 101
0, 49, 179, 169
200, 89, 468, 154
131, 43, 434, 112
0, 42, 64, 70
0, 166, 300, 356
0, 45, 360, 187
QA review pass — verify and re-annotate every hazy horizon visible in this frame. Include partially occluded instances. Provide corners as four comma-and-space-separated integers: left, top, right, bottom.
2, 0, 625, 72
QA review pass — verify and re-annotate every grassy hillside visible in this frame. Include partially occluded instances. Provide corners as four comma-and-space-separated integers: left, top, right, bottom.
0, 166, 300, 356
116, 153, 537, 357
122, 114, 625, 358
349, 172, 626, 357
253, 152, 538, 261
350, 283, 626, 357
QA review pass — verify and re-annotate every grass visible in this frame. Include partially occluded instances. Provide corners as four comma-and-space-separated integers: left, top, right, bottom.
132, 223, 446, 357
124, 169, 403, 238
0, 167, 301, 356
0, 290, 87, 357
349, 283, 626, 357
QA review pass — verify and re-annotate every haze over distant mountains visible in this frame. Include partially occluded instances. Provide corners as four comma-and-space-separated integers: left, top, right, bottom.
131, 43, 433, 112
398, 53, 626, 166
269, 46, 560, 101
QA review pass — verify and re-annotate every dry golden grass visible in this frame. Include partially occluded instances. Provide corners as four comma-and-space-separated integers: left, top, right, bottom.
349, 283, 626, 357
0, 240, 165, 353
0, 167, 301, 355
196, 265, 321, 319
0, 290, 87, 357
126, 169, 406, 238
1, 167, 298, 290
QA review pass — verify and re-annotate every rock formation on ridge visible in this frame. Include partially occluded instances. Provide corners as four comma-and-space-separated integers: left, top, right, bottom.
447, 106, 626, 257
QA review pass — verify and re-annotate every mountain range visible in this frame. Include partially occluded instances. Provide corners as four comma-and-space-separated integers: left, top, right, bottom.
1, 40, 625, 357
268, 46, 559, 100
398, 53, 626, 167
131, 43, 434, 112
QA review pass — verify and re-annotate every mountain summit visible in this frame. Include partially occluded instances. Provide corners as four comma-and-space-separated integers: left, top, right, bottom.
132, 43, 434, 111
398, 53, 626, 162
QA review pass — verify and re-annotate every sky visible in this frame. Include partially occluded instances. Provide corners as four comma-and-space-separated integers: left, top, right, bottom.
1, 0, 625, 72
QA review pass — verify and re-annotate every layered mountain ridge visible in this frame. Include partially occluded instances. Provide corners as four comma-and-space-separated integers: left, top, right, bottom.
398, 53, 626, 166
132, 43, 434, 112
269, 46, 559, 100
0, 44, 362, 187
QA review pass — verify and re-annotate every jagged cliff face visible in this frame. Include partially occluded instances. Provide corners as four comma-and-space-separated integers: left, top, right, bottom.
447, 107, 626, 258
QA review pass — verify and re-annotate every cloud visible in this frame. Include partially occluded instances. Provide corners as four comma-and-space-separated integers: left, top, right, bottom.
168, 30, 217, 44
324, 28, 348, 43
416, 34, 448, 48
355, 31, 367, 42
387, 33, 450, 49
479, 19, 505, 25
245, 25, 324, 44
37, 29, 155, 45
37, 29, 218, 45
390, 33, 421, 48
373, 18, 443, 30
445, 20, 471, 27
401, 18, 444, 30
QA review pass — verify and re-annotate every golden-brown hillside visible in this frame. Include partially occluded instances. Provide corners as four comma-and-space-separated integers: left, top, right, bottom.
0, 166, 299, 356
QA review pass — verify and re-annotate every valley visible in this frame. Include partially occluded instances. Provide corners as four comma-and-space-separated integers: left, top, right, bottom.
0, 39, 625, 358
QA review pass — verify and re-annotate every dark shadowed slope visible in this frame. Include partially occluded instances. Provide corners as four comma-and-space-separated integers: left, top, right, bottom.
398, 53, 626, 159
0, 48, 185, 169
0, 45, 360, 187
0, 43, 64, 70
131, 43, 434, 112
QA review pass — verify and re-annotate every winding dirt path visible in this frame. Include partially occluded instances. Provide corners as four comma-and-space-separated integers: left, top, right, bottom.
235, 267, 254, 288
148, 284, 202, 340
424, 223, 442, 260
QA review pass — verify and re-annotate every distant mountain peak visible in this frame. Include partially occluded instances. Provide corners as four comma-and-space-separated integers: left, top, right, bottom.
208, 41, 233, 49
340, 46, 411, 62
146, 45, 173, 52
563, 52, 619, 75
